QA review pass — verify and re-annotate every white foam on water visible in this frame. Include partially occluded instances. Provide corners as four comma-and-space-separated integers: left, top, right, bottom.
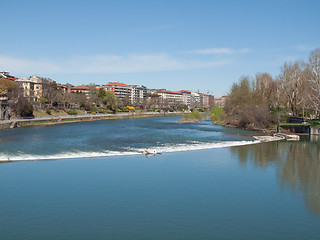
140, 140, 260, 153
0, 151, 140, 162
1, 140, 260, 162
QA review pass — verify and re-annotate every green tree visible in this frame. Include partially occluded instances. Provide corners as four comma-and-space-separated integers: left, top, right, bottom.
224, 76, 271, 129
98, 88, 107, 100
20, 102, 34, 117
104, 91, 118, 111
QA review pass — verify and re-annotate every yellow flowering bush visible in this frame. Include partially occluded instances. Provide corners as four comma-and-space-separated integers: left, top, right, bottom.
126, 106, 135, 111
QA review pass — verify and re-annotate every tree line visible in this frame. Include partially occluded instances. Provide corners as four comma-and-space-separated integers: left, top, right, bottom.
222, 48, 320, 130
2, 81, 187, 118
1, 82, 121, 117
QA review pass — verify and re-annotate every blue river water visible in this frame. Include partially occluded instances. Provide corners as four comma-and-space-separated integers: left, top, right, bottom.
0, 116, 319, 239
0, 116, 258, 161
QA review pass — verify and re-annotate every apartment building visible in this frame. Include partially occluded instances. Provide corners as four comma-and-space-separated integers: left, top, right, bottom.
130, 85, 147, 104
199, 93, 210, 108
179, 90, 192, 106
190, 92, 201, 108
214, 96, 227, 108
14, 78, 35, 99
105, 82, 132, 101
156, 90, 183, 105
15, 75, 54, 101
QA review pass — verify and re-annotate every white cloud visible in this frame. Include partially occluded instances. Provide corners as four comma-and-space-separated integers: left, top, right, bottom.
187, 48, 249, 55
0, 54, 230, 75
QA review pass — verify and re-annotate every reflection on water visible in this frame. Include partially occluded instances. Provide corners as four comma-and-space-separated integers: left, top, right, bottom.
230, 137, 320, 216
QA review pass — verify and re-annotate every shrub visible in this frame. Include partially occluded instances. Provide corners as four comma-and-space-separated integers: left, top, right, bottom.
21, 103, 34, 117
126, 106, 135, 111
210, 106, 225, 123
180, 109, 202, 122
84, 104, 91, 111
67, 110, 78, 115
90, 107, 98, 112
46, 109, 52, 115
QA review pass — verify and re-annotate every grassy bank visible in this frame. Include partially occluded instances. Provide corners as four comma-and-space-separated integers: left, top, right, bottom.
33, 110, 86, 117
179, 110, 202, 123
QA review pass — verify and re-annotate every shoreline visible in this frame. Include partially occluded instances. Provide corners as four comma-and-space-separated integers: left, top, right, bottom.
0, 112, 184, 129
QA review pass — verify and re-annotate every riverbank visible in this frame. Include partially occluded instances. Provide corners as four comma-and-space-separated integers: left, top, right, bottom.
0, 111, 184, 129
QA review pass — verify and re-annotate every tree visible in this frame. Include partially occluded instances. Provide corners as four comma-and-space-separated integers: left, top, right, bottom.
87, 84, 100, 107
254, 73, 278, 108
42, 81, 58, 105
307, 48, 320, 117
121, 95, 130, 108
224, 76, 271, 129
20, 102, 34, 117
98, 88, 107, 100
104, 91, 118, 111
5, 81, 28, 117
0, 78, 17, 96
279, 61, 306, 116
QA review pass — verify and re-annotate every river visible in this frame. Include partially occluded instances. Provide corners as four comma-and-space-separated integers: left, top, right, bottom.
0, 116, 319, 239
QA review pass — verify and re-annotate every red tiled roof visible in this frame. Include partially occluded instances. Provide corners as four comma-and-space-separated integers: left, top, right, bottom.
179, 90, 191, 93
158, 90, 182, 95
72, 85, 88, 89
1, 73, 18, 80
106, 82, 129, 87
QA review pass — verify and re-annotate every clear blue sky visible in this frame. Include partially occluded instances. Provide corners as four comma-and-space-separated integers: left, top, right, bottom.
1, 0, 319, 97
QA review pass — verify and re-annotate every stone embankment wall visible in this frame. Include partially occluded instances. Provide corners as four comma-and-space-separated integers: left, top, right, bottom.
0, 122, 12, 129
311, 128, 320, 135
0, 112, 183, 129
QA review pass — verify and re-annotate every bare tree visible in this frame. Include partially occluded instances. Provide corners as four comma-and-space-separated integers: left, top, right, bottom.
307, 48, 320, 118
7, 83, 28, 117
87, 84, 100, 107
279, 61, 305, 116
255, 73, 278, 108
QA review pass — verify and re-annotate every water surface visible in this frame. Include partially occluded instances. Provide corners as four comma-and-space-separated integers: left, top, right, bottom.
0, 116, 319, 239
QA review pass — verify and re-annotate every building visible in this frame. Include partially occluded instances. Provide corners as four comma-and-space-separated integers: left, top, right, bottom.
0, 72, 18, 81
14, 78, 35, 99
0, 83, 10, 120
199, 93, 210, 108
156, 89, 183, 106
130, 85, 147, 104
0, 74, 18, 119
214, 96, 227, 108
179, 90, 191, 106
71, 85, 89, 93
105, 82, 132, 101
190, 92, 201, 108
209, 94, 215, 107
57, 83, 74, 93
15, 75, 55, 101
